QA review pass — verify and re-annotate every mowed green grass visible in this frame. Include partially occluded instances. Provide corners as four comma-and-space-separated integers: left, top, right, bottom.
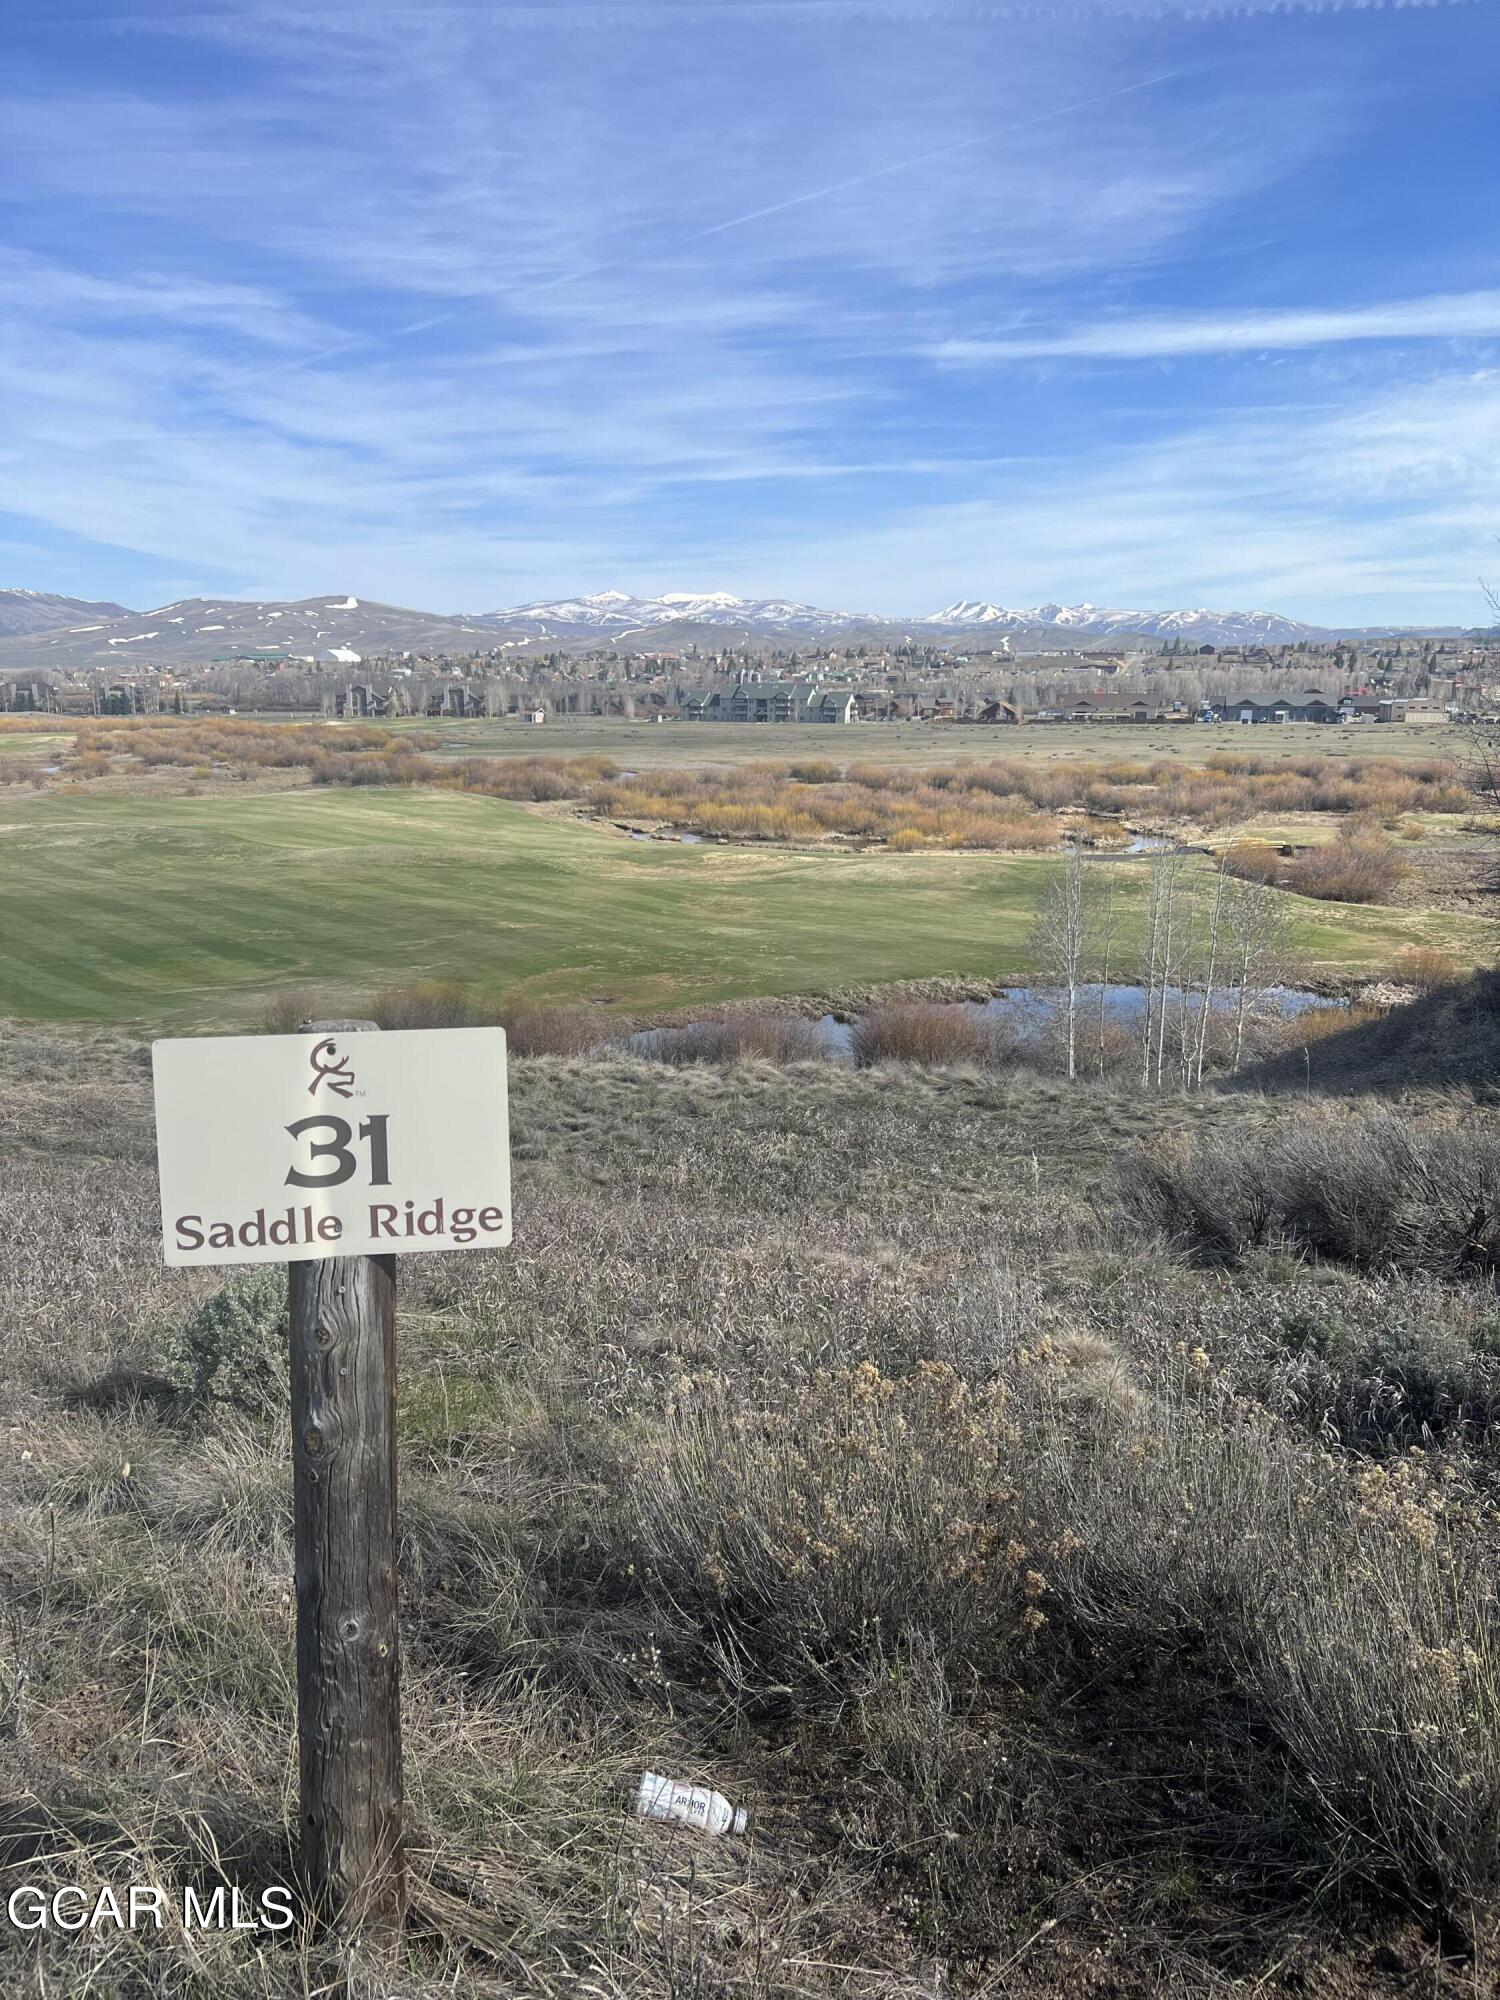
2, 786, 1494, 1026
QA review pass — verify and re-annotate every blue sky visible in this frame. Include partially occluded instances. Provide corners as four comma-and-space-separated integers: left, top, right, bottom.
3, 0, 1499, 623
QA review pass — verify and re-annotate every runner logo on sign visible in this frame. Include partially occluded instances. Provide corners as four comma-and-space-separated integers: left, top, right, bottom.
307, 1038, 356, 1099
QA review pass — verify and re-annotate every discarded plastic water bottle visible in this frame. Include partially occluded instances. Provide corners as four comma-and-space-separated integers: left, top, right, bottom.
635, 1771, 747, 1837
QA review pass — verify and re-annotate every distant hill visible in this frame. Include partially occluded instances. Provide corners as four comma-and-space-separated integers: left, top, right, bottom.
0, 595, 501, 670
0, 583, 1479, 670
0, 589, 134, 641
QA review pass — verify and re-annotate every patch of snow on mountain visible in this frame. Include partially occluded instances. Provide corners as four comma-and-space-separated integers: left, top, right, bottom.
482, 589, 871, 636
927, 600, 1321, 644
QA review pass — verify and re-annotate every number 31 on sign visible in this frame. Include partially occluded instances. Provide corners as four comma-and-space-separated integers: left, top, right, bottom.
152, 1027, 511, 1267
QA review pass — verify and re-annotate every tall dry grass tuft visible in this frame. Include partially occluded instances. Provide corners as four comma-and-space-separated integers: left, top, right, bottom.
370, 979, 484, 1028
1125, 1109, 1500, 1277
609, 1358, 1500, 1927
257, 987, 324, 1035
497, 1002, 611, 1056
365, 982, 611, 1052
1396, 945, 1461, 991
643, 1012, 829, 1066
852, 1003, 999, 1068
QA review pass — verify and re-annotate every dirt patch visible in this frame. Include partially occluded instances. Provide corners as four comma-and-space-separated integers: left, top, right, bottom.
1390, 835, 1500, 914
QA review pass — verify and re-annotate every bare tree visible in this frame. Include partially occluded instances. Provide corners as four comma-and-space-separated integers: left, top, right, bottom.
1191, 863, 1230, 1088
1222, 876, 1295, 1072
1139, 853, 1166, 1089
1092, 859, 1122, 1080
1030, 841, 1091, 1080
1151, 851, 1187, 1089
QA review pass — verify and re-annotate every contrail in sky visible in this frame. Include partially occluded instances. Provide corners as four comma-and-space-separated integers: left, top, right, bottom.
248, 62, 1198, 371
687, 68, 1192, 244
523, 64, 1196, 299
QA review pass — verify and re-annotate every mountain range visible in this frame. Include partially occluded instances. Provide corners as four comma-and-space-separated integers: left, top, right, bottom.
924, 601, 1327, 645
0, 586, 1470, 671
0, 589, 133, 641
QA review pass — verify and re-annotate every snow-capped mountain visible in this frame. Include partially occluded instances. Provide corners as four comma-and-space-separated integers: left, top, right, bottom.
0, 595, 501, 669
0, 589, 135, 640
927, 601, 1324, 645
485, 589, 1328, 648
477, 590, 874, 639
0, 583, 1451, 670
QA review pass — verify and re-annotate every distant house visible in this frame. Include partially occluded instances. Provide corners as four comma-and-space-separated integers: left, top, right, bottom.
425, 683, 483, 719
336, 682, 409, 719
99, 680, 149, 716
679, 682, 856, 723
1342, 694, 1408, 723
1, 678, 59, 714
1220, 696, 1306, 724
523, 708, 547, 724
1225, 697, 1292, 724
1297, 689, 1342, 724
728, 682, 806, 723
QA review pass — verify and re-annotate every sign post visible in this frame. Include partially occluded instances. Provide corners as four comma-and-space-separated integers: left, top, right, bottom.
152, 1021, 511, 1940
287, 1020, 402, 1940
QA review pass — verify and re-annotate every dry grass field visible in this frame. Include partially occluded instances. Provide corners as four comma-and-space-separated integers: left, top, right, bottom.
3, 1016, 1499, 1996
386, 713, 1470, 772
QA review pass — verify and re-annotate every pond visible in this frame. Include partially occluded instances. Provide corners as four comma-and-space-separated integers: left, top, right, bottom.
630, 983, 1343, 1061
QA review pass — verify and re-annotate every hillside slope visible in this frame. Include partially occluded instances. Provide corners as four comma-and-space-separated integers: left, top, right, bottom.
0, 589, 134, 640
1229, 967, 1500, 1098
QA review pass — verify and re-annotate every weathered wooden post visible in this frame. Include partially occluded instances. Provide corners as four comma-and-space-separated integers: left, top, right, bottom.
151, 1017, 512, 1945
289, 1018, 404, 1937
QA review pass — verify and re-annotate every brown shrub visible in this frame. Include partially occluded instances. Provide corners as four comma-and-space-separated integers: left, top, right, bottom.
1125, 1109, 1500, 1279
852, 1004, 998, 1068
645, 1012, 829, 1065
1260, 1000, 1390, 1051
497, 1003, 611, 1057
257, 988, 325, 1035
1219, 840, 1284, 886
370, 980, 483, 1029
1290, 824, 1408, 904
1394, 945, 1460, 992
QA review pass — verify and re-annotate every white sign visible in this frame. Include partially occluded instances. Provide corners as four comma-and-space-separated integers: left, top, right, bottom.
152, 1027, 511, 1268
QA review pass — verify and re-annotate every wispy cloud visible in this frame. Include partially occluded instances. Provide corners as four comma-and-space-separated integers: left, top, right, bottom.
742, 368, 1500, 622
935, 293, 1500, 364
2, 0, 1495, 616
